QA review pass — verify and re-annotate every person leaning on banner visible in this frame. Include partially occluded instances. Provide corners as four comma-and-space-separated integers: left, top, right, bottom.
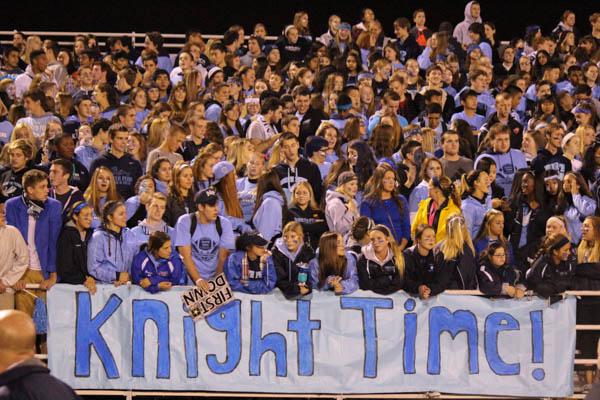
356, 224, 405, 295
272, 222, 315, 300
0, 193, 29, 310
56, 202, 96, 294
0, 310, 80, 399
403, 224, 437, 299
309, 231, 358, 295
432, 213, 478, 292
525, 233, 575, 298
131, 231, 184, 293
87, 200, 135, 286
5, 170, 62, 317
476, 241, 525, 298
224, 231, 277, 294
174, 188, 235, 291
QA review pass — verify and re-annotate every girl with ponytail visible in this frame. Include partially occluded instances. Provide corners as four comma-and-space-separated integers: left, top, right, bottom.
525, 233, 575, 298
433, 213, 477, 290
411, 175, 461, 243
460, 169, 490, 239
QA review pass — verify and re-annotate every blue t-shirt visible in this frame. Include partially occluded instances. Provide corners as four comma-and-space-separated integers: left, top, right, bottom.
174, 214, 235, 280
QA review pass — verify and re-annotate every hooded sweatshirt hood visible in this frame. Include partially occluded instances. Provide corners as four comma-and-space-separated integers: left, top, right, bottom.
463, 1, 482, 24
274, 237, 302, 261
361, 243, 394, 266
452, 1, 483, 46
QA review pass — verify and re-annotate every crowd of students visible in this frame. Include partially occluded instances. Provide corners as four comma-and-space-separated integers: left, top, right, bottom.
0, 2, 600, 390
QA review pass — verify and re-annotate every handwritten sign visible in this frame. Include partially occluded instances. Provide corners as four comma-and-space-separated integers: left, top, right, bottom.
180, 273, 234, 320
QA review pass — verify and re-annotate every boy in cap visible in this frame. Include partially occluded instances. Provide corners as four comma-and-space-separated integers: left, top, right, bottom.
224, 231, 276, 294
175, 187, 235, 290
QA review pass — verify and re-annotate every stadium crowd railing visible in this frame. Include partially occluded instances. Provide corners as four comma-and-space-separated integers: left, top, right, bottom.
0, 30, 279, 53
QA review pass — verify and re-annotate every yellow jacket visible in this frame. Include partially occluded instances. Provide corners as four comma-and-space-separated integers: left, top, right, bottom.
411, 198, 461, 243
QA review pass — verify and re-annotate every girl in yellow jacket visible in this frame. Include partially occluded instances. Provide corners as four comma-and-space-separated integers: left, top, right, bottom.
411, 176, 461, 243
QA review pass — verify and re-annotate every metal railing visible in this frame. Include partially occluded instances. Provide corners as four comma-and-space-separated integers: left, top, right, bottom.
0, 30, 279, 53
25, 285, 599, 399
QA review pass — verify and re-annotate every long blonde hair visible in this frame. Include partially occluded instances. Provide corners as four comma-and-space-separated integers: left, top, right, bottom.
440, 213, 474, 260
84, 167, 120, 216
370, 224, 405, 277
227, 138, 253, 176
147, 117, 170, 150
578, 216, 600, 263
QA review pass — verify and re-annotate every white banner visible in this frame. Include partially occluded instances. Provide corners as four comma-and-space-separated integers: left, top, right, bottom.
47, 284, 576, 397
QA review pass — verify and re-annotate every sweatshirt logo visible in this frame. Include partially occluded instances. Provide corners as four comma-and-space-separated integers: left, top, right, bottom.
192, 237, 219, 262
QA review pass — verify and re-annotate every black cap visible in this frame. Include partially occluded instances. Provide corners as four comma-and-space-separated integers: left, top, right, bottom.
235, 231, 269, 251
194, 187, 218, 205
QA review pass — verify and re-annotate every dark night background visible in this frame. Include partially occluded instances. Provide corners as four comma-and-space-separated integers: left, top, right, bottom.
1, 1, 598, 43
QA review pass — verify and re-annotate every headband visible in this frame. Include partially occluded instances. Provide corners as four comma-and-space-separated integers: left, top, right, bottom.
72, 202, 89, 215
448, 214, 465, 226
543, 174, 560, 182
550, 236, 570, 251
548, 217, 567, 231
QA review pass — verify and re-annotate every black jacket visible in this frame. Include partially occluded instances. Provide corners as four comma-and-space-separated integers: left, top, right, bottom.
433, 244, 478, 292
274, 157, 323, 203
403, 245, 437, 295
394, 35, 421, 64
477, 259, 521, 296
164, 191, 195, 227
531, 148, 572, 179
272, 239, 315, 299
505, 201, 550, 271
89, 151, 143, 199
298, 108, 328, 147
287, 205, 327, 251
56, 223, 92, 284
479, 113, 523, 150
526, 254, 575, 298
0, 162, 38, 199
276, 36, 311, 66
356, 247, 404, 295
572, 262, 600, 291
38, 157, 90, 193
0, 358, 80, 400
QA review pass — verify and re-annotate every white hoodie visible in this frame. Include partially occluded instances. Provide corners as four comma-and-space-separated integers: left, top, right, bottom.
0, 224, 29, 292
453, 1, 483, 46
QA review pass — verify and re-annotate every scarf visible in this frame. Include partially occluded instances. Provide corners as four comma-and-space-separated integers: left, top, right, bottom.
241, 252, 266, 286
23, 196, 45, 220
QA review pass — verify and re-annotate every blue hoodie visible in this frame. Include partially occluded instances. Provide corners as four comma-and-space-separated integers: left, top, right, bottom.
408, 180, 429, 216
129, 220, 175, 250
75, 144, 102, 172
253, 190, 284, 241
87, 227, 137, 283
564, 194, 596, 244
224, 251, 277, 294
131, 250, 185, 293
236, 177, 258, 222
217, 195, 252, 234
5, 196, 62, 279
461, 195, 490, 239
309, 251, 359, 294
474, 150, 528, 197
